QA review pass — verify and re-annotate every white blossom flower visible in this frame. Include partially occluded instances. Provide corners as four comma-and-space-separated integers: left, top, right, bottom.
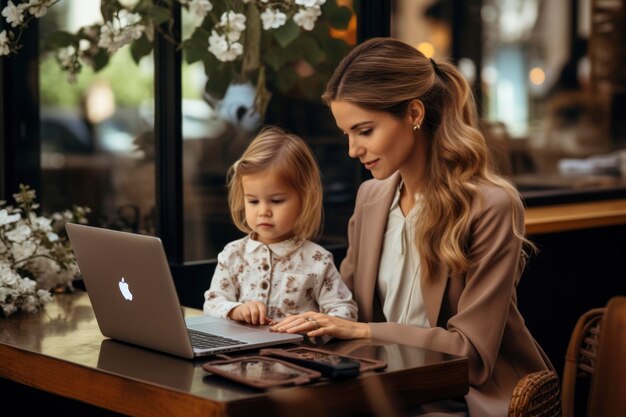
1, 185, 88, 316
188, 0, 212, 18
220, 11, 246, 34
56, 45, 78, 71
118, 0, 141, 7
1, 1, 26, 28
37, 289, 53, 304
208, 30, 243, 62
98, 10, 145, 53
293, 6, 322, 31
10, 240, 36, 261
0, 209, 20, 226
2, 303, 17, 317
0, 30, 10, 56
295, 0, 326, 7
26, 0, 53, 18
35, 215, 53, 231
1, 269, 19, 287
18, 277, 36, 292
260, 8, 287, 30
6, 223, 31, 243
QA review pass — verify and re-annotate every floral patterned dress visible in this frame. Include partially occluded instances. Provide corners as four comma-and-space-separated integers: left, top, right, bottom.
203, 235, 358, 321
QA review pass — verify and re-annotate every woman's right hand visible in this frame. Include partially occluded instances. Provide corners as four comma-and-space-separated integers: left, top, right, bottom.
271, 311, 371, 339
227, 301, 267, 325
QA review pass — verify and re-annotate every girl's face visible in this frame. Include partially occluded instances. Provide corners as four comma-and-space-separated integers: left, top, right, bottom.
241, 169, 302, 244
330, 100, 422, 181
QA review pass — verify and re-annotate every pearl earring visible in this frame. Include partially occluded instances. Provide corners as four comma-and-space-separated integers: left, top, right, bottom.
413, 122, 421, 131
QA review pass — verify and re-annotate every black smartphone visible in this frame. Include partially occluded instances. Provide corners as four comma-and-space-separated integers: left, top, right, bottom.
260, 347, 364, 380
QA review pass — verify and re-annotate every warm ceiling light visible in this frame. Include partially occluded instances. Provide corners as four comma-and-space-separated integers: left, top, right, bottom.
417, 42, 435, 58
529, 67, 545, 85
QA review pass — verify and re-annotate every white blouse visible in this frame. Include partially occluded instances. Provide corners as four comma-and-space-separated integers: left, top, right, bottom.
203, 235, 358, 321
376, 183, 430, 328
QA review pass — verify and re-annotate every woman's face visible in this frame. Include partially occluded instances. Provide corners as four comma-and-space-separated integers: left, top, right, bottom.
330, 100, 421, 181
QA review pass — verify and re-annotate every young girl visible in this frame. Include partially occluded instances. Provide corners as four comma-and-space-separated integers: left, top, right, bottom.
203, 126, 358, 326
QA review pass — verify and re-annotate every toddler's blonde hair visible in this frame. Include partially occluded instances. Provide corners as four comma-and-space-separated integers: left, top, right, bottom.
227, 126, 323, 240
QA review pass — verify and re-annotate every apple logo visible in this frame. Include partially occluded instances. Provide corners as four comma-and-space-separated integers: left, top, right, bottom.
118, 277, 133, 301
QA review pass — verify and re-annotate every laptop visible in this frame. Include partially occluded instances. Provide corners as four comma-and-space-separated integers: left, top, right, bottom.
66, 223, 303, 359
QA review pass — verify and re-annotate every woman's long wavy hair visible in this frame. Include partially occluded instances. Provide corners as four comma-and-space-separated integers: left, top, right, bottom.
323, 37, 534, 280
227, 126, 323, 241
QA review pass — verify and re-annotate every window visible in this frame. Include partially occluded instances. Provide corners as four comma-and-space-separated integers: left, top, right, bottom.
39, 0, 156, 234
392, 0, 626, 202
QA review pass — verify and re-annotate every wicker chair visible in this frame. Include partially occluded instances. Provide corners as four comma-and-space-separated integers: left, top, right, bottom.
585, 296, 626, 417
561, 307, 605, 417
561, 295, 626, 417
508, 370, 562, 417
509, 296, 626, 417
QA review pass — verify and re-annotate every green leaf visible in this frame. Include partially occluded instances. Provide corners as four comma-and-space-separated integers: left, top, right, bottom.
92, 49, 111, 72
100, 0, 118, 22
272, 20, 300, 48
43, 31, 77, 50
276, 66, 299, 93
291, 35, 325, 66
130, 34, 153, 64
148, 5, 171, 25
323, 37, 351, 64
263, 45, 288, 71
135, 0, 157, 14
204, 61, 234, 100
182, 28, 210, 64
322, 1, 353, 29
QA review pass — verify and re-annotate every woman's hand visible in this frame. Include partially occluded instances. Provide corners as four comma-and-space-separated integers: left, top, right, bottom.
271, 311, 371, 339
228, 301, 267, 325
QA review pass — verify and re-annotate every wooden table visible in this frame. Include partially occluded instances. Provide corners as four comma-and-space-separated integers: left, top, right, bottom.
524, 198, 626, 234
0, 292, 468, 417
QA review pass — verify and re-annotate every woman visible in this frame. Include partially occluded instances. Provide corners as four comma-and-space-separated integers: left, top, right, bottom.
272, 37, 553, 416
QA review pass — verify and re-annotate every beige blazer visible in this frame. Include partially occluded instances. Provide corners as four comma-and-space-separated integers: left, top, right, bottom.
339, 172, 553, 417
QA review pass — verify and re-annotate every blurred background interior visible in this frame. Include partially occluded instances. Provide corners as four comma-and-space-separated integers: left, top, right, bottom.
15, 0, 625, 262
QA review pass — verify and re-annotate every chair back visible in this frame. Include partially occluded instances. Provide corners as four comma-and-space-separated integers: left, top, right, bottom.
560, 307, 604, 417
586, 296, 626, 417
508, 370, 562, 417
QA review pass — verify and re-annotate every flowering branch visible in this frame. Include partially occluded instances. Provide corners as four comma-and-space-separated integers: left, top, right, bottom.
1, 0, 353, 116
0, 184, 90, 317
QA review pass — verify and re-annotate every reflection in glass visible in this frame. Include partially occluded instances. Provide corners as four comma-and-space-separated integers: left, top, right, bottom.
392, 0, 626, 191
39, 0, 155, 234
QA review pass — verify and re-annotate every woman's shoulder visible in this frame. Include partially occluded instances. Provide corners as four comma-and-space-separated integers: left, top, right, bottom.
473, 181, 523, 217
356, 173, 400, 201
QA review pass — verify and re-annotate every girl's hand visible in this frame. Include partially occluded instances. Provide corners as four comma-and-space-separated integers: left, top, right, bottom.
271, 311, 371, 339
228, 301, 268, 325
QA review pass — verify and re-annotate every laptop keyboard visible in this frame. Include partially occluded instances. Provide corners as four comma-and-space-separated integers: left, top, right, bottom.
188, 329, 247, 349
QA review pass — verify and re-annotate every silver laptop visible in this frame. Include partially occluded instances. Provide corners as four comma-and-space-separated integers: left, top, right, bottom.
66, 223, 302, 359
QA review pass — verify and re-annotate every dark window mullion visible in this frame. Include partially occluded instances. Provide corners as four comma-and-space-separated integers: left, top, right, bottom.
154, 1, 183, 264
0, 11, 40, 200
